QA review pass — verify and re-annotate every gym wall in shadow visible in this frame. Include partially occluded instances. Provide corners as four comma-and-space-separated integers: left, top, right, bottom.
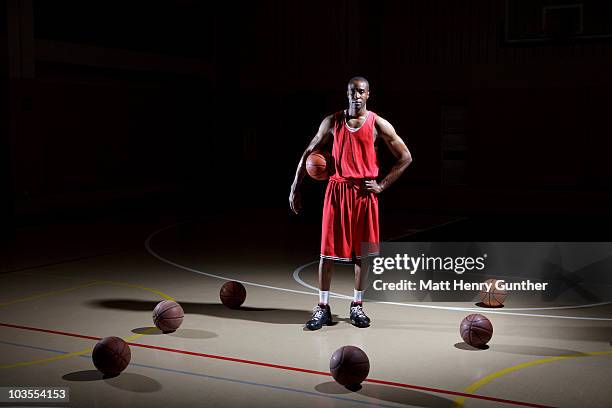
4, 0, 612, 226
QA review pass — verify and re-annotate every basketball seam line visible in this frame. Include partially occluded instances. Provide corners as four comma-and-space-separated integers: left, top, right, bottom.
156, 304, 182, 316
95, 342, 130, 368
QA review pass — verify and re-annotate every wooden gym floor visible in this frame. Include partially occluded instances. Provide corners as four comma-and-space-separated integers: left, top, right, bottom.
1, 208, 611, 408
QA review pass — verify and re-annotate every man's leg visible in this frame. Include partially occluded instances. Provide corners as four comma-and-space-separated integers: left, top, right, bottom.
354, 258, 368, 292
350, 258, 371, 328
305, 258, 335, 330
319, 257, 334, 291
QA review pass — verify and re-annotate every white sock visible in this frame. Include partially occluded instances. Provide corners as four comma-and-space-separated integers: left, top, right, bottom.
354, 289, 363, 303
319, 290, 329, 305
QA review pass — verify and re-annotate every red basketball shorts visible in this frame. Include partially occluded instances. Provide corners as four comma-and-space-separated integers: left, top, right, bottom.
320, 178, 380, 262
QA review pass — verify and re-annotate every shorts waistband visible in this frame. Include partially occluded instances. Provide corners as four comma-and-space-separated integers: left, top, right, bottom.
329, 176, 375, 186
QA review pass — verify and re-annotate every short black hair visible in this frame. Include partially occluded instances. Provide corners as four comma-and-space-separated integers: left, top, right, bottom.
348, 76, 369, 90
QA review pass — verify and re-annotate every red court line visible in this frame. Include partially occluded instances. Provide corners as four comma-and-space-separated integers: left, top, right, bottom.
0, 322, 553, 408
0, 322, 101, 341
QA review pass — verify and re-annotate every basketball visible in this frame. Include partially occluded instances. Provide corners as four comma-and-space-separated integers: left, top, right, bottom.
220, 281, 247, 309
460, 314, 493, 348
479, 278, 508, 307
92, 336, 131, 376
153, 300, 184, 333
330, 345, 370, 386
306, 151, 330, 181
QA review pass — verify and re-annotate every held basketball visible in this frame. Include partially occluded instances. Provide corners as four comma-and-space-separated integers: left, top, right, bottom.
460, 314, 493, 348
153, 300, 184, 333
306, 151, 330, 181
479, 278, 508, 307
92, 336, 131, 376
220, 281, 247, 309
330, 346, 370, 386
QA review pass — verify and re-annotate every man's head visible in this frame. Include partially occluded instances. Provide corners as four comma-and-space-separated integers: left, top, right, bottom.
347, 76, 370, 110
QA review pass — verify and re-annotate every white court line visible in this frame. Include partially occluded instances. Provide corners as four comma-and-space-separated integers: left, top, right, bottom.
144, 223, 320, 297
144, 222, 612, 321
479, 302, 612, 312
292, 262, 612, 321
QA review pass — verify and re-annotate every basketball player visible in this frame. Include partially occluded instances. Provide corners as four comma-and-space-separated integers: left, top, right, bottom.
289, 76, 412, 330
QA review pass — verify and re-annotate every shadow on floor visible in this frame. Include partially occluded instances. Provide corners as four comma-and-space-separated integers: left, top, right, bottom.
501, 324, 612, 342
90, 299, 321, 324
474, 302, 504, 308
315, 381, 453, 407
488, 344, 586, 357
63, 369, 106, 381
131, 326, 218, 339
63, 370, 161, 392
454, 342, 490, 351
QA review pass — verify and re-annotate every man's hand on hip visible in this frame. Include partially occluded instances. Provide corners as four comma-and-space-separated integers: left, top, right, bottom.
364, 180, 383, 194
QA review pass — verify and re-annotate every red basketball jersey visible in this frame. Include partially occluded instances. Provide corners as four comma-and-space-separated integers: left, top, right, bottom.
331, 110, 379, 180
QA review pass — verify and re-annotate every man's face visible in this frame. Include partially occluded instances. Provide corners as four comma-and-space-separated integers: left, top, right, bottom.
347, 80, 369, 110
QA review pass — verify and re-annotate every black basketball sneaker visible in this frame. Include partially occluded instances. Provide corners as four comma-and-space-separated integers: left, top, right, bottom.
349, 302, 370, 328
305, 304, 333, 330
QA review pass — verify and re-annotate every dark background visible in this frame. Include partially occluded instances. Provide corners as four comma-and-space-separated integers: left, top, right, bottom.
2, 0, 612, 241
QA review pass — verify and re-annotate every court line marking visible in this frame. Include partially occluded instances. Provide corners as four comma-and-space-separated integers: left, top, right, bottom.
144, 222, 612, 321
0, 276, 172, 368
294, 263, 612, 313
0, 327, 158, 369
0, 274, 175, 304
292, 263, 612, 321
0, 322, 553, 408
485, 302, 612, 311
292, 261, 612, 313
0, 340, 402, 408
0, 347, 93, 369
10, 271, 175, 302
452, 350, 612, 407
98, 280, 174, 301
144, 223, 320, 296
0, 282, 102, 308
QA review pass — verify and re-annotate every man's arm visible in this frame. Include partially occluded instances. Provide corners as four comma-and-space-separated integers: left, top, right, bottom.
364, 116, 412, 194
289, 115, 334, 214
